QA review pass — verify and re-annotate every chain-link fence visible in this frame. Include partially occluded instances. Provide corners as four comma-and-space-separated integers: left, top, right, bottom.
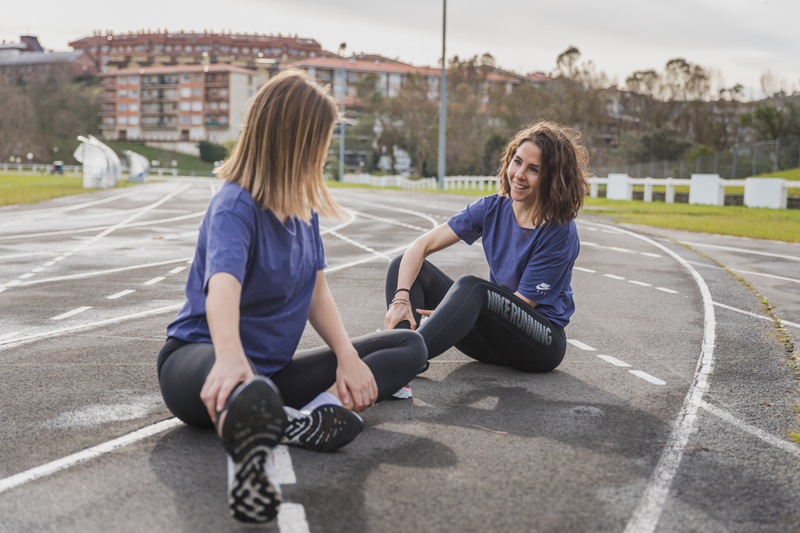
594, 136, 800, 179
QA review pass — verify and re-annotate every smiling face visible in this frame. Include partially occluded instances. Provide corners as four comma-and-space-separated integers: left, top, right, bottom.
506, 140, 541, 205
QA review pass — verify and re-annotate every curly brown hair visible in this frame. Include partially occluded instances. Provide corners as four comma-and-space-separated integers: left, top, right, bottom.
497, 121, 590, 227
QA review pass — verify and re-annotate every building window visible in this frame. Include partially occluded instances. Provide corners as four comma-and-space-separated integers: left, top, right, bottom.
185, 46, 192, 52
118, 116, 128, 125
220, 115, 228, 124
166, 45, 172, 52
191, 115, 202, 125
119, 103, 127, 111
181, 115, 190, 124
193, 74, 202, 82
220, 102, 228, 110
180, 88, 191, 98
130, 89, 138, 97
220, 88, 228, 96
130, 103, 138, 112
129, 76, 138, 84
119, 90, 127, 98
193, 87, 202, 97
119, 76, 127, 85
191, 101, 203, 111
182, 74, 190, 83
180, 101, 190, 111
210, 102, 218, 111
129, 116, 139, 125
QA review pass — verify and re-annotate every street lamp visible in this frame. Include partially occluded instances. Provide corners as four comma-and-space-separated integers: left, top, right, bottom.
339, 42, 346, 182
438, 0, 447, 189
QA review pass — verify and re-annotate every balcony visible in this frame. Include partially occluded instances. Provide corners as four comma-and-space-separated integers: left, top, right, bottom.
204, 121, 228, 128
141, 107, 178, 115
141, 92, 178, 101
141, 122, 178, 130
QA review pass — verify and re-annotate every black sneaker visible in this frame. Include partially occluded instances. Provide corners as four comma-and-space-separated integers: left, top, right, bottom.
217, 377, 288, 523
281, 404, 363, 453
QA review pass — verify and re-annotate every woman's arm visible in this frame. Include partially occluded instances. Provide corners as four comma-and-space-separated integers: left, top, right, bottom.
199, 272, 255, 422
308, 270, 378, 412
384, 223, 462, 330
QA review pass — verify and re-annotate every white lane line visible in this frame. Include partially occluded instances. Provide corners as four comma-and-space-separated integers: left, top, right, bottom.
0, 186, 153, 228
53, 256, 65, 262
1, 257, 193, 289
729, 268, 800, 285
327, 230, 390, 259
628, 370, 666, 385
107, 290, 135, 300
168, 266, 186, 274
713, 301, 800, 330
579, 221, 717, 533
567, 339, 596, 351
699, 401, 800, 456
19, 273, 34, 279
0, 288, 5, 294
680, 241, 800, 262
596, 354, 631, 367
601, 229, 621, 234
0, 210, 205, 242
609, 246, 634, 253
319, 209, 357, 235
32, 267, 45, 273
655, 287, 678, 294
641, 252, 662, 258
0, 418, 182, 495
349, 210, 428, 232
339, 198, 439, 229
628, 280, 652, 287
0, 303, 182, 348
0, 331, 22, 341
51, 306, 92, 320
574, 266, 596, 273
273, 445, 297, 484
604, 274, 625, 280
143, 277, 165, 285
585, 227, 599, 231
580, 241, 599, 247
277, 503, 311, 533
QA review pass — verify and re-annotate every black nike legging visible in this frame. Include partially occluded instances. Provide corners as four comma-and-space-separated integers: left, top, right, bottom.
157, 329, 427, 429
385, 255, 566, 373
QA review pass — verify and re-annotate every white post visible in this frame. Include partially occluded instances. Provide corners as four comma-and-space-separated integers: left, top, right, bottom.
744, 178, 787, 209
665, 178, 675, 203
606, 174, 632, 200
689, 174, 724, 206
644, 177, 653, 202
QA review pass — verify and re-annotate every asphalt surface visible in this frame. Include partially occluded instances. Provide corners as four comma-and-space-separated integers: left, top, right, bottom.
0, 179, 797, 532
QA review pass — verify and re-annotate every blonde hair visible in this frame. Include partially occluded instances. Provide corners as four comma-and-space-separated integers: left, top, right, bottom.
215, 69, 341, 222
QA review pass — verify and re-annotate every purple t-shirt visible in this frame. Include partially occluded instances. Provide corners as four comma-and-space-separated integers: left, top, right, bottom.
447, 194, 579, 327
167, 181, 327, 375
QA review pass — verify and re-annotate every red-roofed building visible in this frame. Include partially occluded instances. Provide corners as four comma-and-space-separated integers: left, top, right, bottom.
69, 30, 334, 73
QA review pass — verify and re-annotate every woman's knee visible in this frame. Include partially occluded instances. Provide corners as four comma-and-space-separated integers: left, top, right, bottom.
451, 274, 484, 294
388, 328, 428, 370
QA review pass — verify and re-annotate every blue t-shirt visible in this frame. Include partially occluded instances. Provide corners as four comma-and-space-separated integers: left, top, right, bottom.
167, 181, 327, 375
447, 194, 579, 327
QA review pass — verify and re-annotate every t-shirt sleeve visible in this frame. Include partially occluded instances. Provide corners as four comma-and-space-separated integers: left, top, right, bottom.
517, 225, 578, 304
312, 213, 327, 271
203, 198, 254, 294
447, 196, 489, 245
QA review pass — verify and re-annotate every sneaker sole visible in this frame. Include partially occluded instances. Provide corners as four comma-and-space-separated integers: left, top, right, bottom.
221, 378, 288, 523
286, 404, 363, 453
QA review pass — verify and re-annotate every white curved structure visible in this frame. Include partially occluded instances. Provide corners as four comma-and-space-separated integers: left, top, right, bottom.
73, 135, 122, 189
125, 150, 150, 182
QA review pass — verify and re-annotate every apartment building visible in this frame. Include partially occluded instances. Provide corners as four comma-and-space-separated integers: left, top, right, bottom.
100, 64, 260, 144
0, 35, 96, 85
71, 30, 332, 73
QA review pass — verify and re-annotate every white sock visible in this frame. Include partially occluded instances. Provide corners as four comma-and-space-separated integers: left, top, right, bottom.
300, 391, 342, 412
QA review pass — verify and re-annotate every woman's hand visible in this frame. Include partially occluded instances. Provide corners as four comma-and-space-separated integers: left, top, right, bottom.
336, 353, 378, 412
199, 350, 254, 424
384, 302, 416, 330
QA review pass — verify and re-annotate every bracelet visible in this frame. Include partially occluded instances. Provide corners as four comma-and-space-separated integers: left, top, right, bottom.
390, 298, 411, 308
394, 288, 411, 295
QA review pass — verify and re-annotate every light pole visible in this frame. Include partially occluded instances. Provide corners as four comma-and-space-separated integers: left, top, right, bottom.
339, 42, 346, 182
437, 0, 447, 189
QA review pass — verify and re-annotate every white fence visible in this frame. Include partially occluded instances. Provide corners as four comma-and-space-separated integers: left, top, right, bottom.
1, 163, 83, 173
342, 173, 498, 192
590, 174, 800, 209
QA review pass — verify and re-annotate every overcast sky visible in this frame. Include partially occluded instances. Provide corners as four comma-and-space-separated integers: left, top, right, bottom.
3, 0, 798, 99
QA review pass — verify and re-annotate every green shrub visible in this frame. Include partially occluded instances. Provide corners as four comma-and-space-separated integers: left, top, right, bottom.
198, 141, 228, 163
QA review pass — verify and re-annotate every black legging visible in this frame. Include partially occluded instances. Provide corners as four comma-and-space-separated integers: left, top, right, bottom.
385, 255, 566, 373
157, 329, 427, 429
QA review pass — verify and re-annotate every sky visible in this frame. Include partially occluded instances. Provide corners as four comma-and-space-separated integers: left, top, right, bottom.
3, 0, 799, 99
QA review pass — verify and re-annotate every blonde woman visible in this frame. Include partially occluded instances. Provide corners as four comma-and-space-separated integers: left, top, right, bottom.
157, 70, 427, 524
